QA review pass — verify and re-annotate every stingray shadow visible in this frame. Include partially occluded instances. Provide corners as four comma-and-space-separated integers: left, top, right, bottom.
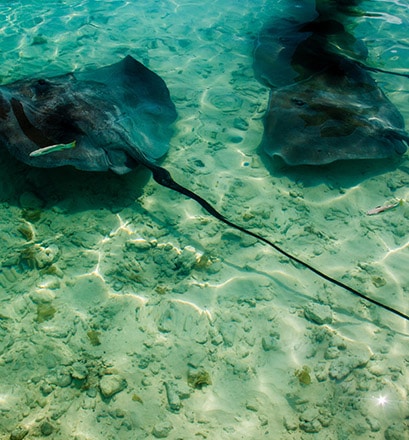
0, 150, 150, 213
258, 146, 406, 188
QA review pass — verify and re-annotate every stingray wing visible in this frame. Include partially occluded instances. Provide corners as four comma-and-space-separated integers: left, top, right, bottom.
75, 55, 177, 162
0, 56, 177, 174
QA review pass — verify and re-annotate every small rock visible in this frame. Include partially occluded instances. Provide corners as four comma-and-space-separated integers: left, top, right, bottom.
175, 246, 197, 274
329, 360, 351, 380
261, 334, 279, 351
99, 374, 127, 398
48, 369, 72, 387
371, 276, 386, 288
71, 362, 89, 380
164, 382, 181, 412
152, 421, 173, 438
175, 381, 191, 399
40, 382, 54, 396
110, 408, 125, 418
126, 239, 152, 250
368, 364, 384, 376
158, 308, 174, 333
300, 418, 322, 433
86, 388, 97, 398
314, 363, 328, 382
300, 408, 319, 422
245, 398, 259, 412
283, 416, 298, 431
40, 421, 54, 436
318, 408, 332, 427
366, 416, 381, 432
304, 303, 333, 325
35, 244, 59, 268
233, 117, 249, 131
299, 408, 322, 433
112, 280, 123, 291
10, 427, 29, 440
384, 422, 406, 440
259, 416, 268, 426
324, 346, 340, 360
211, 333, 223, 346
19, 191, 44, 210
30, 289, 55, 304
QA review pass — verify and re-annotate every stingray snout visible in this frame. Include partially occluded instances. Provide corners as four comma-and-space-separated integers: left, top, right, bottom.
381, 127, 409, 154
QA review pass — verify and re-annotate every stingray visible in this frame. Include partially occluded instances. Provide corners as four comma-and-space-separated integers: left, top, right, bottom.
0, 55, 406, 322
253, 11, 409, 165
0, 55, 177, 174
261, 63, 409, 165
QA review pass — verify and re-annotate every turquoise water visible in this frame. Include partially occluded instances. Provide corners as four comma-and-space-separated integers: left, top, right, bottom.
0, 1, 408, 439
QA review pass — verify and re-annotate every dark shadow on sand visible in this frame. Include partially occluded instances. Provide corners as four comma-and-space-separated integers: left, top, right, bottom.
258, 147, 407, 189
0, 150, 151, 213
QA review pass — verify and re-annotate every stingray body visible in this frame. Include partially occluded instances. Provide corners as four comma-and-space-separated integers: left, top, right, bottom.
0, 55, 177, 174
253, 3, 408, 165
262, 63, 408, 165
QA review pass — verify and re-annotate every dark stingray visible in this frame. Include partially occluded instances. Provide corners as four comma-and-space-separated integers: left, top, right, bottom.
0, 55, 406, 322
261, 64, 409, 165
253, 9, 409, 165
0, 55, 177, 174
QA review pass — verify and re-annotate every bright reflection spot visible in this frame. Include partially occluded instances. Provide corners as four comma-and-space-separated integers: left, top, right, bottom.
376, 395, 388, 407
109, 292, 148, 305
77, 249, 105, 281
171, 298, 213, 320
109, 214, 134, 237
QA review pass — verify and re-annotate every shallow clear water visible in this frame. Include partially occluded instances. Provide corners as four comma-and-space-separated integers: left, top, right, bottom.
0, 1, 408, 439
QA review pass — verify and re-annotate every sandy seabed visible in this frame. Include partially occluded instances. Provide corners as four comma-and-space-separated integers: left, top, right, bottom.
0, 0, 408, 439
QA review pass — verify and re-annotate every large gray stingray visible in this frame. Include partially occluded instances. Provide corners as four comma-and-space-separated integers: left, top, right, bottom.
261, 63, 408, 165
254, 12, 409, 165
0, 55, 177, 174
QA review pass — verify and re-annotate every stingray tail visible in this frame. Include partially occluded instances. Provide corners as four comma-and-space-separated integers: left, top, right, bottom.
136, 153, 409, 322
357, 61, 409, 79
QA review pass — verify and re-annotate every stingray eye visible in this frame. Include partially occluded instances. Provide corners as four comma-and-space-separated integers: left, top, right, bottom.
33, 79, 51, 95
291, 98, 305, 107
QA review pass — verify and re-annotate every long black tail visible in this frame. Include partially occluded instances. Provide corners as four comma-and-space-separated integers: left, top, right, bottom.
357, 61, 409, 79
141, 161, 409, 322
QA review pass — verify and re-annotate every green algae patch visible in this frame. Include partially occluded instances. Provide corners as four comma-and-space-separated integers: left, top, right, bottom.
295, 365, 312, 385
35, 303, 56, 323
87, 330, 102, 346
